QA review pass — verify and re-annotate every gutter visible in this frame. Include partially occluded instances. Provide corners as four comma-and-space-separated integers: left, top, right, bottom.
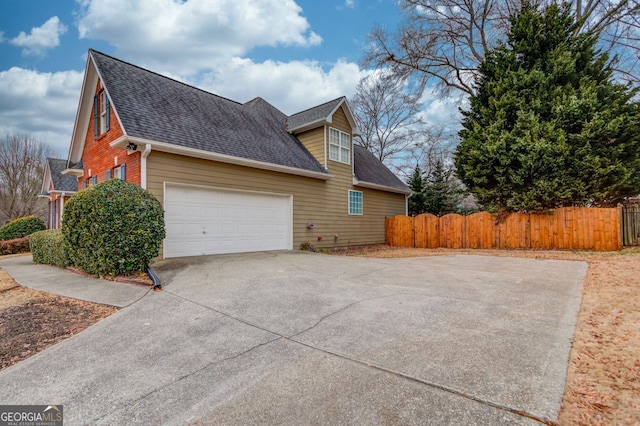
110, 136, 333, 181
353, 177, 412, 195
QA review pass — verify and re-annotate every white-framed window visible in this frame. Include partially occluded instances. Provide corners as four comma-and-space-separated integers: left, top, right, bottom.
99, 91, 108, 134
348, 190, 363, 215
113, 164, 126, 181
329, 127, 351, 164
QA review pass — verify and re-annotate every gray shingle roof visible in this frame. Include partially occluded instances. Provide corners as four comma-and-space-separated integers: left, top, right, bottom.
353, 145, 409, 192
91, 50, 326, 174
89, 50, 406, 193
47, 158, 77, 192
287, 97, 344, 131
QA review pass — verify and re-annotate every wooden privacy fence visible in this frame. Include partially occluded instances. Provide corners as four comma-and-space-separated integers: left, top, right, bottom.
386, 207, 622, 251
622, 204, 640, 246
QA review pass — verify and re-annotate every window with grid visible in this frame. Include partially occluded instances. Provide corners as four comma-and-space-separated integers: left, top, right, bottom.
94, 90, 110, 138
348, 190, 363, 215
99, 91, 108, 134
329, 128, 351, 164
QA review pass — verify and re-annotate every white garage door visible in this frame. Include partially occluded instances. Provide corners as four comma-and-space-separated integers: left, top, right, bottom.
164, 184, 292, 258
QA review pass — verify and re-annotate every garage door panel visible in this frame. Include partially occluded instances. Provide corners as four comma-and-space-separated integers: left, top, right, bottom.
164, 184, 292, 258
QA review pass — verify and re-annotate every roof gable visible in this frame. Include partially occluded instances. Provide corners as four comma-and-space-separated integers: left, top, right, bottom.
42, 158, 77, 194
66, 52, 126, 166
287, 97, 360, 135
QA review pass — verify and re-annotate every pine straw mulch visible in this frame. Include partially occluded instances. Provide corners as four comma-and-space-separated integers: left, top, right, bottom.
0, 269, 118, 371
329, 245, 640, 425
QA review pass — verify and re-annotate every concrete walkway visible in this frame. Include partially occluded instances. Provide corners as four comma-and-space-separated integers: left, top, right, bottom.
0, 254, 149, 307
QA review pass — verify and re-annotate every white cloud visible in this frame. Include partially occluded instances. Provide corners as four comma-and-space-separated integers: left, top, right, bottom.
77, 0, 322, 76
0, 67, 83, 155
418, 86, 465, 130
345, 0, 355, 8
10, 16, 67, 57
198, 57, 366, 114
75, 0, 363, 115
2, 0, 370, 158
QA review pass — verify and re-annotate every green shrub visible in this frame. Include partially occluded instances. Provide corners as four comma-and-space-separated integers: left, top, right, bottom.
62, 179, 165, 276
0, 216, 45, 241
0, 237, 30, 255
30, 229, 68, 267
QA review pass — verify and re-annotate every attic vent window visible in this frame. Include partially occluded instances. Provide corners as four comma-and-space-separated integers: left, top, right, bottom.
329, 128, 350, 164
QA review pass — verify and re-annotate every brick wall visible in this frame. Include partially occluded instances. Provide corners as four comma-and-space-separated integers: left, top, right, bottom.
78, 80, 141, 191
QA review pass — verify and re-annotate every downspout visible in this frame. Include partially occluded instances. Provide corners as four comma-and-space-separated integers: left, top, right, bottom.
139, 142, 160, 288
141, 143, 151, 189
60, 193, 66, 229
146, 265, 162, 289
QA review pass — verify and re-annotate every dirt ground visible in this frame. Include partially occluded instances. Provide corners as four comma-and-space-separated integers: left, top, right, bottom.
331, 245, 640, 425
0, 269, 118, 371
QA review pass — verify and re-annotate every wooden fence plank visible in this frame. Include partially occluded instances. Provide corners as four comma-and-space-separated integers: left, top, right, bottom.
439, 214, 465, 248
464, 211, 495, 249
497, 213, 529, 249
415, 213, 439, 248
386, 215, 414, 247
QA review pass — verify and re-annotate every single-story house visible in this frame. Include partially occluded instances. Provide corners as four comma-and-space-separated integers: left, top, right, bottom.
56, 49, 409, 258
40, 157, 77, 229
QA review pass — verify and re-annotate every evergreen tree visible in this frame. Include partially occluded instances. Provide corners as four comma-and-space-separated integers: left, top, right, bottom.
455, 1, 640, 212
423, 160, 460, 216
407, 164, 427, 216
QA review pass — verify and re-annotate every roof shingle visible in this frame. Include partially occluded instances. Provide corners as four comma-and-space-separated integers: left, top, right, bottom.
89, 50, 407, 193
287, 97, 343, 131
47, 158, 77, 192
91, 50, 326, 174
353, 145, 409, 192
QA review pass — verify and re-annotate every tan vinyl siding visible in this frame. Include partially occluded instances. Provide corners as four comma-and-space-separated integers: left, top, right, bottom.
147, 151, 405, 256
297, 127, 325, 167
332, 106, 351, 133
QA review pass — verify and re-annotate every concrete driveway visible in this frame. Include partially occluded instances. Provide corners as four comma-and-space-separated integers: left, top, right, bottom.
0, 252, 587, 425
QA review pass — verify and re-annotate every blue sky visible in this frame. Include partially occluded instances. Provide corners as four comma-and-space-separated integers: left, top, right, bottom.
0, 0, 457, 156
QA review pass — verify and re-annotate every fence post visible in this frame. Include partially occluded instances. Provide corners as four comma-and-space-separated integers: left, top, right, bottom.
412, 215, 416, 248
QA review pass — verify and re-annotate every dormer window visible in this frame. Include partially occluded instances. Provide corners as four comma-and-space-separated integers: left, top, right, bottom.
94, 90, 110, 138
329, 128, 351, 164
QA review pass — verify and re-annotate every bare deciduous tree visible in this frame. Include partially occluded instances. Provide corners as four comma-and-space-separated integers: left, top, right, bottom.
365, 0, 640, 96
351, 73, 425, 163
0, 135, 52, 224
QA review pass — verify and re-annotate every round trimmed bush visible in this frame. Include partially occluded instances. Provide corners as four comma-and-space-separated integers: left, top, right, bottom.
0, 215, 45, 241
62, 179, 165, 276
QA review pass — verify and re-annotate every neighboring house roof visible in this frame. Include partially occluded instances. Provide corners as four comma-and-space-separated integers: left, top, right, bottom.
41, 157, 77, 196
353, 145, 409, 193
91, 50, 326, 174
